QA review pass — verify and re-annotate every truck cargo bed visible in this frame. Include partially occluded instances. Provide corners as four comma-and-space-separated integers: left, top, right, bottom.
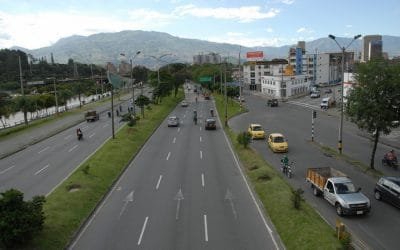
306, 167, 347, 190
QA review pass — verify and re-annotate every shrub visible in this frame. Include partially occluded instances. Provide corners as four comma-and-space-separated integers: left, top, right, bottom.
291, 188, 304, 210
237, 131, 251, 148
0, 189, 45, 248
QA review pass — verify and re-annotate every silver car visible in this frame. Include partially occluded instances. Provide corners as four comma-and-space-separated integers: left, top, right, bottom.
167, 116, 180, 127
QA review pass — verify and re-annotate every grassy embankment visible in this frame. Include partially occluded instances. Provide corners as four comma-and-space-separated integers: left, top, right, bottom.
29, 91, 183, 249
214, 94, 341, 250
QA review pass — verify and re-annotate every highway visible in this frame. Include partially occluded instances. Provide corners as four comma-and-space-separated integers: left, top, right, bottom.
70, 89, 281, 250
229, 91, 400, 250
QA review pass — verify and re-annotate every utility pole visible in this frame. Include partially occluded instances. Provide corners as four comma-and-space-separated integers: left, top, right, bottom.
107, 66, 115, 139
130, 59, 135, 115
238, 46, 242, 108
53, 78, 59, 115
19, 55, 28, 125
224, 61, 228, 127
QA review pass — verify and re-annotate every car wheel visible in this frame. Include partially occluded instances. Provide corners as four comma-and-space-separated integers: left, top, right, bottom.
374, 190, 381, 200
336, 203, 343, 216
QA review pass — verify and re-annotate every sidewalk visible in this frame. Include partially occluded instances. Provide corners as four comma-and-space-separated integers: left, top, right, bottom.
0, 95, 131, 159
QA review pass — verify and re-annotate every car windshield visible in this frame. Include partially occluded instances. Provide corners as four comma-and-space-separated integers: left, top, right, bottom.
169, 117, 177, 121
253, 126, 263, 131
335, 182, 357, 194
273, 136, 285, 143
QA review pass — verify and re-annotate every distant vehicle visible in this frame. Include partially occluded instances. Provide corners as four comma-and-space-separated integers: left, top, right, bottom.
267, 99, 278, 107
310, 91, 320, 98
237, 96, 245, 102
306, 167, 371, 216
181, 100, 188, 107
324, 88, 333, 94
310, 85, 318, 94
204, 93, 210, 100
167, 116, 180, 127
248, 124, 265, 139
374, 176, 400, 208
204, 118, 216, 130
85, 110, 99, 122
320, 97, 334, 109
267, 133, 288, 153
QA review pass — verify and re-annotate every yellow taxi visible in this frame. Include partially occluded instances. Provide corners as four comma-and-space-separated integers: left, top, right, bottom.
267, 133, 288, 152
247, 124, 265, 139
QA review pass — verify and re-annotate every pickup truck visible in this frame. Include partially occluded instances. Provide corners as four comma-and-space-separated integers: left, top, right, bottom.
306, 167, 371, 216
85, 110, 99, 122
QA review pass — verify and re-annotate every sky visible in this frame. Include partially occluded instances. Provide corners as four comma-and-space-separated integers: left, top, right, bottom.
0, 0, 399, 50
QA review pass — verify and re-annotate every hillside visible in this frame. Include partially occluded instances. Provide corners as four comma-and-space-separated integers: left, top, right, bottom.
15, 30, 400, 67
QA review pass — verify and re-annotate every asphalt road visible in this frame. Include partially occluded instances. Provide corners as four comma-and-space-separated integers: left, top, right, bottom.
0, 92, 145, 200
229, 90, 400, 250
70, 88, 282, 250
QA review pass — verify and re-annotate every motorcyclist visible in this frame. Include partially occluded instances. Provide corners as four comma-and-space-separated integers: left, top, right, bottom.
281, 155, 289, 173
193, 110, 198, 125
384, 150, 398, 165
77, 128, 83, 140
210, 108, 214, 117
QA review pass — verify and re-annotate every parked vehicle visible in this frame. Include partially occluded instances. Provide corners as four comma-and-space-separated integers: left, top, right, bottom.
85, 110, 99, 122
324, 88, 333, 94
320, 97, 334, 109
167, 116, 180, 127
267, 99, 278, 107
306, 167, 371, 216
268, 133, 288, 153
248, 124, 265, 139
204, 118, 216, 130
374, 176, 400, 208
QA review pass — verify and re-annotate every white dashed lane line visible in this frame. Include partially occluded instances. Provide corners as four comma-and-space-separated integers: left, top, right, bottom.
137, 217, 149, 245
166, 152, 171, 161
0, 165, 15, 175
38, 146, 50, 154
34, 164, 49, 175
155, 175, 163, 190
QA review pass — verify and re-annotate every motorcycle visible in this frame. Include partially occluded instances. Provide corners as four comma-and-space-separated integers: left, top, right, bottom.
382, 155, 398, 169
77, 132, 83, 141
281, 161, 294, 178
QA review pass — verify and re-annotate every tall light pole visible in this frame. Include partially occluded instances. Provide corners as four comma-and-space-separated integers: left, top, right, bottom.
328, 34, 361, 154
150, 53, 173, 90
130, 51, 141, 114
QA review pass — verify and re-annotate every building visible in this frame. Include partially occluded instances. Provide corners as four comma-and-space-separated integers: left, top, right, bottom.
193, 53, 222, 65
261, 74, 308, 99
362, 35, 382, 62
242, 59, 288, 91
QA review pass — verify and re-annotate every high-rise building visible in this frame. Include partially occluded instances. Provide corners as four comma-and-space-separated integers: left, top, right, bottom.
362, 35, 382, 62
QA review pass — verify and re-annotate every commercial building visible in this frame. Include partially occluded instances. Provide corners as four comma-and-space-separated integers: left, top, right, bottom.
362, 35, 383, 62
242, 59, 288, 91
261, 74, 309, 99
193, 53, 222, 65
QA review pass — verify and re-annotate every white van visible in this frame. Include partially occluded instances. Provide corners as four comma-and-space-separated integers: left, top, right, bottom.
320, 97, 334, 109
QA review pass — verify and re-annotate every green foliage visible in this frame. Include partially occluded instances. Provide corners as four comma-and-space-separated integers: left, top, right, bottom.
291, 188, 304, 210
237, 131, 251, 148
0, 189, 45, 248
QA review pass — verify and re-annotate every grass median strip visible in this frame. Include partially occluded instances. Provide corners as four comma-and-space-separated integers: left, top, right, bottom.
214, 93, 341, 250
30, 92, 183, 249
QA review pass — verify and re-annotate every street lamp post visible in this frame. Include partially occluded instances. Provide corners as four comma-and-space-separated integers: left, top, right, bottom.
328, 34, 361, 154
130, 51, 141, 114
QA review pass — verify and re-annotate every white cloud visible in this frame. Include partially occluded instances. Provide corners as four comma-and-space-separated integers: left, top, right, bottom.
266, 27, 274, 33
296, 27, 306, 33
226, 32, 245, 37
206, 32, 284, 47
280, 0, 295, 4
296, 27, 314, 34
174, 5, 280, 23
346, 24, 353, 28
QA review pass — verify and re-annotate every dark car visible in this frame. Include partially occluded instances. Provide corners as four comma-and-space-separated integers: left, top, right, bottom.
267, 99, 278, 107
374, 176, 400, 208
324, 88, 333, 94
204, 118, 216, 130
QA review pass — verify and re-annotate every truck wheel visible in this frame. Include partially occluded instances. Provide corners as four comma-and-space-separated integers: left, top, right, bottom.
335, 204, 343, 216
374, 191, 381, 200
312, 186, 319, 196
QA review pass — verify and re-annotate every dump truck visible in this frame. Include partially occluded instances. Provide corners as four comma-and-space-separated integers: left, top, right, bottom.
85, 110, 99, 122
306, 167, 371, 216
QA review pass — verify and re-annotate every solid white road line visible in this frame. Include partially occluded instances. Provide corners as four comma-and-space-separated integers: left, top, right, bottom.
89, 133, 95, 138
0, 165, 15, 175
34, 164, 49, 175
64, 135, 72, 140
201, 174, 205, 187
137, 217, 149, 245
200, 136, 202, 142
38, 146, 50, 154
173, 137, 176, 144
204, 214, 208, 242
200, 150, 203, 159
68, 145, 79, 152
156, 175, 163, 190
166, 152, 171, 161
103, 124, 109, 128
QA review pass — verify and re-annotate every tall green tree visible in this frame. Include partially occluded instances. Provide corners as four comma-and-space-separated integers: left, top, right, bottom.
14, 96, 34, 125
346, 59, 400, 169
0, 93, 13, 128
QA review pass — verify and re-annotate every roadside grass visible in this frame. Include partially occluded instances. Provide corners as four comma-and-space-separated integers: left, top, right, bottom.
0, 91, 129, 140
29, 91, 183, 249
214, 94, 341, 249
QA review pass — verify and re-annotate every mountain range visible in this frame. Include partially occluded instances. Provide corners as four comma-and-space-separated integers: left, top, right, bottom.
13, 30, 400, 68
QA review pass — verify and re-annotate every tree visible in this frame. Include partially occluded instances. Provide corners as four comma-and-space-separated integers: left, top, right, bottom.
0, 189, 45, 248
135, 94, 151, 118
237, 131, 251, 148
0, 93, 14, 128
14, 96, 34, 125
346, 59, 400, 169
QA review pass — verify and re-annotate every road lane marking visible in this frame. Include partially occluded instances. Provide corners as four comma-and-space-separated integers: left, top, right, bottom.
201, 174, 205, 187
177, 127, 181, 133
68, 145, 79, 152
200, 136, 202, 142
200, 150, 203, 159
82, 125, 88, 130
156, 175, 163, 190
200, 127, 202, 131
64, 135, 72, 140
0, 165, 15, 175
89, 133, 95, 138
175, 189, 184, 220
166, 152, 171, 161
203, 214, 208, 242
103, 124, 109, 128
137, 217, 149, 245
34, 164, 49, 175
173, 137, 176, 144
119, 191, 134, 219
38, 146, 50, 154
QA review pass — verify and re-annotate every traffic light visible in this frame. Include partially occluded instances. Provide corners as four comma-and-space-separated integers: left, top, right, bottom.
313, 110, 317, 119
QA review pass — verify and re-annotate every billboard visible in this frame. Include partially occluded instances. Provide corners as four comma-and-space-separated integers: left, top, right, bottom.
246, 51, 264, 61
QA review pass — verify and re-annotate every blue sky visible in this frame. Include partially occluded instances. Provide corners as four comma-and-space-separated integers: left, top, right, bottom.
0, 0, 399, 49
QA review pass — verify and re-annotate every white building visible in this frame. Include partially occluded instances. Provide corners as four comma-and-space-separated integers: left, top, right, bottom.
261, 74, 309, 99
242, 59, 288, 91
